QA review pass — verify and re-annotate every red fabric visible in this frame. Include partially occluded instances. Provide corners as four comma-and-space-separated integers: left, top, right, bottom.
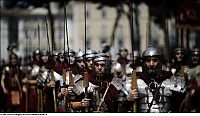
89, 73, 118, 112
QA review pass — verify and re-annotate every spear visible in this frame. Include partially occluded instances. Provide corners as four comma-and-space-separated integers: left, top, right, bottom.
62, 68, 67, 112
83, 0, 89, 112
63, 2, 74, 112
63, 0, 74, 87
83, 72, 89, 112
45, 17, 57, 112
37, 24, 40, 50
131, 70, 138, 112
50, 69, 57, 112
36, 23, 43, 112
130, 1, 138, 112
24, 29, 29, 112
45, 17, 51, 52
62, 2, 68, 111
64, 4, 70, 69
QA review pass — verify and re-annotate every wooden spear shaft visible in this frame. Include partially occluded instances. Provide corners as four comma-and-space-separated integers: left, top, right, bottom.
62, 68, 67, 112
83, 72, 89, 112
25, 72, 29, 112
131, 70, 138, 112
50, 69, 57, 112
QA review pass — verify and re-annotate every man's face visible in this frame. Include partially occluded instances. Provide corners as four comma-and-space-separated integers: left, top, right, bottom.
76, 59, 85, 70
10, 56, 17, 65
175, 52, 183, 61
134, 56, 140, 62
191, 53, 199, 64
145, 57, 159, 73
41, 55, 49, 63
59, 56, 65, 63
65, 55, 75, 65
69, 56, 75, 65
36, 54, 40, 61
120, 51, 128, 58
53, 55, 58, 62
94, 60, 106, 76
86, 58, 93, 70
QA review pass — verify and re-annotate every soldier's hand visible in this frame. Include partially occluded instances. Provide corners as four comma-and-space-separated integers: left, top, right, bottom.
68, 86, 73, 94
22, 78, 28, 84
60, 88, 67, 96
47, 81, 55, 88
3, 88, 8, 94
126, 89, 138, 101
122, 75, 126, 81
22, 85, 27, 92
81, 98, 90, 107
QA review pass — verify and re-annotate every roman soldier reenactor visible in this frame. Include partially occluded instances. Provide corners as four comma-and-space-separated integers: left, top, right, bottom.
116, 48, 129, 67
122, 46, 186, 112
21, 49, 41, 112
188, 48, 200, 68
57, 49, 90, 112
89, 53, 118, 112
1, 53, 25, 112
170, 47, 188, 112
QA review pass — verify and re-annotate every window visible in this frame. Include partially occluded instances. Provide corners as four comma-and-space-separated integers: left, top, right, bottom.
86, 38, 91, 49
101, 38, 107, 45
86, 10, 90, 18
116, 25, 123, 37
118, 38, 123, 48
101, 8, 107, 18
100, 25, 107, 37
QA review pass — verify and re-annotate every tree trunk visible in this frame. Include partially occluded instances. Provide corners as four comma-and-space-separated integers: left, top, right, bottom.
110, 10, 121, 47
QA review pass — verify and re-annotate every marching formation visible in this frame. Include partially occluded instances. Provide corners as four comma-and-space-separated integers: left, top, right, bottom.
0, 46, 200, 113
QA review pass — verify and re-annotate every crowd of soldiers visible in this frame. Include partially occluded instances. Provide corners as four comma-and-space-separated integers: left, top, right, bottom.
0, 45, 199, 113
